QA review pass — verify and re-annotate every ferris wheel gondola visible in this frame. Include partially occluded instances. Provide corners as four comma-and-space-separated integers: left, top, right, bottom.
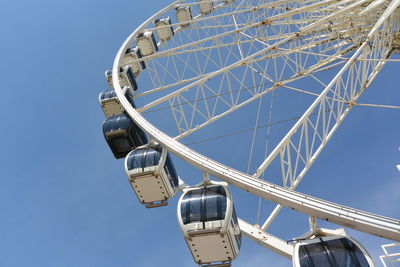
154, 17, 174, 42
124, 144, 179, 208
105, 65, 137, 92
177, 183, 241, 266
102, 114, 148, 159
197, 0, 213, 15
136, 31, 159, 56
121, 47, 146, 77
175, 6, 193, 27
99, 87, 136, 118
293, 235, 375, 267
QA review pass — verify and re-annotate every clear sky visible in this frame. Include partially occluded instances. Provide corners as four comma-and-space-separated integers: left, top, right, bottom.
1, 0, 399, 266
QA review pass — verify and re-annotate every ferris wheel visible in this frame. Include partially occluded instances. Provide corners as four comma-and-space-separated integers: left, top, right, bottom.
99, 0, 400, 266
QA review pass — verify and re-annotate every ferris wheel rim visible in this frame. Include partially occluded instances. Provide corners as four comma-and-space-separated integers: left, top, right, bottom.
111, 0, 400, 242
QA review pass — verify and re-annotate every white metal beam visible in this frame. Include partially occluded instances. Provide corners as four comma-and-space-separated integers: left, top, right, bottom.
380, 243, 400, 267
238, 218, 293, 259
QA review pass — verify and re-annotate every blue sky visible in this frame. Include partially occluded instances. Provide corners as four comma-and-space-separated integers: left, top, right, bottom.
1, 0, 399, 266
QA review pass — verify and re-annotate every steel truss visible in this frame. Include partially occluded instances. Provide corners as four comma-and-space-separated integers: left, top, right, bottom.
380, 243, 400, 266
111, 0, 400, 259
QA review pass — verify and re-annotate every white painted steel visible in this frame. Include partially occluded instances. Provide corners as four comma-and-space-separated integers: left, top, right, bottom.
380, 243, 400, 267
238, 218, 293, 259
110, 0, 400, 257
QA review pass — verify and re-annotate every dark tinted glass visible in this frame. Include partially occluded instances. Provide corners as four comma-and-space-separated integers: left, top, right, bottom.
181, 189, 202, 224
125, 47, 134, 54
144, 149, 161, 167
127, 148, 146, 170
127, 146, 163, 170
151, 33, 159, 51
103, 114, 147, 158
125, 91, 136, 108
298, 238, 370, 267
128, 122, 148, 147
126, 67, 138, 91
102, 115, 130, 133
132, 152, 142, 169
181, 186, 227, 225
204, 186, 226, 222
299, 242, 330, 266
232, 208, 242, 249
111, 136, 131, 153
164, 154, 179, 188
100, 89, 135, 110
136, 47, 143, 58
100, 90, 116, 100
140, 60, 146, 70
